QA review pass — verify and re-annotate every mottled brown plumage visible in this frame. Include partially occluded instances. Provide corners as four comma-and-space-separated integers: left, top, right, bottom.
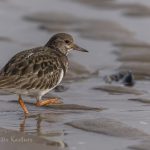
0, 47, 68, 91
0, 33, 88, 114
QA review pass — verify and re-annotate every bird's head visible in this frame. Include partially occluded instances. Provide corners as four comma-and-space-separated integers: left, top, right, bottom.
45, 33, 88, 55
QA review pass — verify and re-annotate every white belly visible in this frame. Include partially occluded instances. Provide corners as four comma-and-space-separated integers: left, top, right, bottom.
38, 69, 64, 97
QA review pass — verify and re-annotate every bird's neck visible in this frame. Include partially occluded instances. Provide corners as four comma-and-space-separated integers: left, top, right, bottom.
45, 41, 68, 55
46, 45, 68, 56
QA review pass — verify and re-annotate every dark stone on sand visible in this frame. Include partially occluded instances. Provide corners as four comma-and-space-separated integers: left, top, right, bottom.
104, 72, 125, 83
66, 118, 148, 138
122, 71, 135, 87
104, 71, 135, 86
92, 85, 143, 95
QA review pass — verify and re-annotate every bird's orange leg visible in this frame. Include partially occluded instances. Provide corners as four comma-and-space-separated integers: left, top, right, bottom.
18, 95, 29, 114
35, 98, 63, 107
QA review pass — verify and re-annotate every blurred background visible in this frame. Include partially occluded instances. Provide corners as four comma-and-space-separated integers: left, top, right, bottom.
1, 0, 150, 150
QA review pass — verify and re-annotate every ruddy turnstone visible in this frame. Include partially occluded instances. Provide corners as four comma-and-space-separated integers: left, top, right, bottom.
0, 33, 88, 114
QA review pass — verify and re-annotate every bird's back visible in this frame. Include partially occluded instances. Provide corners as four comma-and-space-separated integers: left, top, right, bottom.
0, 46, 68, 95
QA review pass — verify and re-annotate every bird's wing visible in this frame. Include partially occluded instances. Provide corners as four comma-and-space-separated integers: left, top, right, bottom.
0, 47, 67, 90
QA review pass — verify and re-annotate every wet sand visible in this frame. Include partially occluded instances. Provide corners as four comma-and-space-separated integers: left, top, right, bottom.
0, 0, 150, 150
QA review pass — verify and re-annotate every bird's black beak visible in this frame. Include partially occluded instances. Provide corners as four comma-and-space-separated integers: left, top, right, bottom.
73, 44, 88, 52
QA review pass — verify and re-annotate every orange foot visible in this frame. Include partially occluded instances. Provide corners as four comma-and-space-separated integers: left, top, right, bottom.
18, 95, 29, 114
35, 98, 63, 107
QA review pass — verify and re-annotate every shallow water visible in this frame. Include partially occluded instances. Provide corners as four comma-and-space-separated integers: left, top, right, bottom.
0, 0, 150, 150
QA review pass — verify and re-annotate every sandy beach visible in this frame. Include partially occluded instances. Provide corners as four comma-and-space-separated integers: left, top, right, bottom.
0, 0, 150, 150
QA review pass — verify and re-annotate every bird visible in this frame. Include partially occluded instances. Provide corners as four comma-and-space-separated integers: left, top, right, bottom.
0, 33, 88, 114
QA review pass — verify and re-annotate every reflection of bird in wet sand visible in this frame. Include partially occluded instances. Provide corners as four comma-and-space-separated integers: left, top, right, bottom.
19, 113, 68, 148
0, 33, 88, 114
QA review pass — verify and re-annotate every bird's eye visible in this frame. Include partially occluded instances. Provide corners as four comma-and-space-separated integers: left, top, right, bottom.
65, 40, 70, 44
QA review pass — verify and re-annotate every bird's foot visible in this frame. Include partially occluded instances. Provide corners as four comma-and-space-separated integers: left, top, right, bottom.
18, 95, 29, 114
35, 98, 63, 106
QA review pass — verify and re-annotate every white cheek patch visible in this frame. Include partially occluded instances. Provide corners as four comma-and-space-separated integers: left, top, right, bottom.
65, 45, 72, 49
68, 48, 73, 51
